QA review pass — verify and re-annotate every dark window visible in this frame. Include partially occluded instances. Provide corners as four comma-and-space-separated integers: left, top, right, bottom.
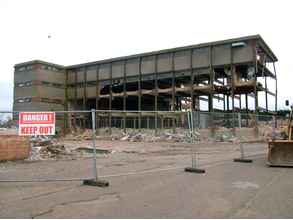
16, 97, 32, 103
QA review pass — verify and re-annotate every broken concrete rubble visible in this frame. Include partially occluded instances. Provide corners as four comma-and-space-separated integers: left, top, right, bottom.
28, 136, 68, 160
76, 147, 111, 154
117, 130, 199, 143
21, 121, 287, 162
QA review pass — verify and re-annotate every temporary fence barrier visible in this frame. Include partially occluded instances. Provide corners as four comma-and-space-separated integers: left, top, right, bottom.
184, 110, 205, 173
0, 109, 288, 186
0, 110, 109, 187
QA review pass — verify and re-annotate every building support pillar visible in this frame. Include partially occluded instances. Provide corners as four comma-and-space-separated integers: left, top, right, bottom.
123, 60, 127, 132
74, 71, 78, 131
172, 52, 176, 133
83, 67, 87, 129
96, 65, 100, 135
245, 93, 249, 126
253, 43, 259, 136
64, 70, 69, 135
265, 75, 268, 112
154, 55, 158, 135
209, 46, 215, 136
109, 63, 112, 135
273, 62, 278, 112
138, 57, 142, 131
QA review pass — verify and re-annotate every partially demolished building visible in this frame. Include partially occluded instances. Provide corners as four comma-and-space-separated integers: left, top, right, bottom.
13, 35, 278, 130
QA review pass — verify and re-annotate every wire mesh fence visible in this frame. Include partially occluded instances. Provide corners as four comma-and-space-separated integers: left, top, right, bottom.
0, 109, 289, 183
0, 110, 100, 184
66, 110, 287, 144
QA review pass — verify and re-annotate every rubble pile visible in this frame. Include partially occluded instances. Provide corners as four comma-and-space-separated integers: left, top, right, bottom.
260, 125, 287, 141
64, 127, 203, 143
64, 128, 202, 143
204, 127, 239, 143
28, 136, 69, 160
27, 133, 113, 161
64, 129, 93, 141
25, 121, 289, 161
117, 130, 200, 143
214, 131, 236, 143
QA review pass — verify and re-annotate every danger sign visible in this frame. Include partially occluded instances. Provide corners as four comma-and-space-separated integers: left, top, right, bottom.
19, 112, 55, 136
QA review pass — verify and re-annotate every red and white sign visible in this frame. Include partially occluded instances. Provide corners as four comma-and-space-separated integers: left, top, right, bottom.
18, 112, 55, 136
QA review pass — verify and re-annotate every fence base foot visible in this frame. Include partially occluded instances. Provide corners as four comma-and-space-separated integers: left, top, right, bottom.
184, 167, 205, 173
233, 158, 253, 163
83, 179, 109, 187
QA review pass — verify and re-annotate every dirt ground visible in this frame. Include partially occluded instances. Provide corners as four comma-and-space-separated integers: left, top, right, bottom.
1, 140, 293, 218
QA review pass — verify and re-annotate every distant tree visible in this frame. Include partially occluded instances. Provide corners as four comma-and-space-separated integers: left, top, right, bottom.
0, 114, 15, 128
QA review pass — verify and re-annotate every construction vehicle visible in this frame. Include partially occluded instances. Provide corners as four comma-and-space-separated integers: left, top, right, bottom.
267, 102, 293, 167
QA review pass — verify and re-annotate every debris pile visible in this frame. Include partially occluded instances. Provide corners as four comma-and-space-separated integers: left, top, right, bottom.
214, 131, 237, 143
64, 129, 93, 141
260, 125, 287, 141
28, 136, 69, 160
25, 120, 289, 161
27, 133, 113, 161
76, 147, 111, 155
117, 130, 200, 142
64, 128, 202, 143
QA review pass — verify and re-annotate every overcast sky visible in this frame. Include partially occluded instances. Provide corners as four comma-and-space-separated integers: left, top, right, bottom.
0, 0, 292, 111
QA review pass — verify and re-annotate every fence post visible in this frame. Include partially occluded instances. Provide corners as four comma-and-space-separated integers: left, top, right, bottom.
83, 109, 109, 187
185, 110, 205, 174
231, 112, 236, 136
147, 117, 149, 129
172, 111, 176, 134
238, 113, 241, 128
134, 118, 136, 130
272, 115, 276, 140
233, 142, 252, 163
123, 112, 126, 133
209, 111, 215, 138
254, 114, 259, 138
91, 110, 98, 181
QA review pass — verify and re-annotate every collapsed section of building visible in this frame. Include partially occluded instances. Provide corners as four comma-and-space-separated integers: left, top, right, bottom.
13, 35, 278, 131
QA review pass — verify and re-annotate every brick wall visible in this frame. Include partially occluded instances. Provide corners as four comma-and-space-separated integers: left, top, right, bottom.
0, 135, 30, 161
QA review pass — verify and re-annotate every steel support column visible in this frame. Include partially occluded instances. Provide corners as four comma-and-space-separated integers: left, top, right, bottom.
109, 63, 112, 135
138, 57, 142, 131
123, 60, 126, 132
171, 52, 176, 133
253, 43, 259, 135
64, 70, 68, 134
83, 67, 87, 129
154, 55, 158, 135
208, 46, 214, 112
273, 62, 278, 112
74, 70, 78, 130
96, 65, 100, 135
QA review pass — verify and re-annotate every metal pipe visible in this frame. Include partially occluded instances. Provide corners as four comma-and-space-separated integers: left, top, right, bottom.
273, 61, 278, 112
240, 143, 245, 159
0, 110, 181, 114
91, 109, 98, 181
0, 178, 93, 183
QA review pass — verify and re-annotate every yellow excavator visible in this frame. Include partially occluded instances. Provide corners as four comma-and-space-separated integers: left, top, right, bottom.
267, 102, 293, 167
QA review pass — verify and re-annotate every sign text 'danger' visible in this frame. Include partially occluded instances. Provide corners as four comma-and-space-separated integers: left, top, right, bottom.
19, 112, 55, 124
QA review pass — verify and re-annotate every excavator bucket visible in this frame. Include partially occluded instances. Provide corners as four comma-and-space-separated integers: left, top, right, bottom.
267, 140, 293, 167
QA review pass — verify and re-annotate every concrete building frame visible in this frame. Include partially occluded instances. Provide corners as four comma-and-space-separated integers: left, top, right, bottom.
13, 35, 278, 133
